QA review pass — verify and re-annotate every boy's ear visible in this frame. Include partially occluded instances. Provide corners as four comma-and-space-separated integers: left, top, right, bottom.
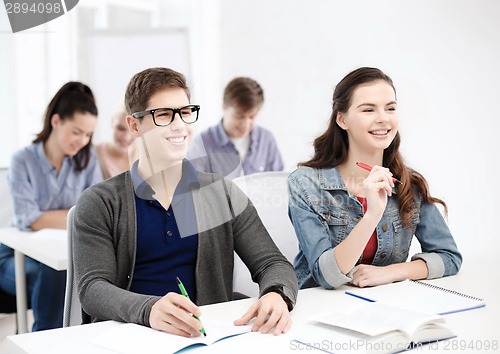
336, 112, 348, 130
126, 115, 141, 135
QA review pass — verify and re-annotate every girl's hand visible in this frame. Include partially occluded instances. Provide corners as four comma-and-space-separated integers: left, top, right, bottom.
363, 165, 394, 218
352, 259, 429, 287
351, 264, 397, 287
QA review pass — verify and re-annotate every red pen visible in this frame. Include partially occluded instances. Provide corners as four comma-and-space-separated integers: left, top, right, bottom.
356, 162, 403, 185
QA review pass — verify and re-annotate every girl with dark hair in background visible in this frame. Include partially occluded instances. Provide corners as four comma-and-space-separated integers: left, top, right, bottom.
0, 81, 102, 331
288, 67, 461, 290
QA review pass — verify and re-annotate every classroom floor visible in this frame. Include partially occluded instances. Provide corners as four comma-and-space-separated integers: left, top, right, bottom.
0, 311, 33, 354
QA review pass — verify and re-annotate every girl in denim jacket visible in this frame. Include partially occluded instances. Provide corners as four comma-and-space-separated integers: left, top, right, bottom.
288, 67, 462, 290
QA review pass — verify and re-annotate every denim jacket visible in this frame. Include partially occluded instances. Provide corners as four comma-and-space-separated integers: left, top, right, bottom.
287, 166, 462, 289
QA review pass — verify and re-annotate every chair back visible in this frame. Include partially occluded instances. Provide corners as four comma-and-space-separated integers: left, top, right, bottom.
232, 171, 298, 297
63, 206, 81, 327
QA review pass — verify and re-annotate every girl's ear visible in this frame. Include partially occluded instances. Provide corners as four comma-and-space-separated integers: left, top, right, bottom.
51, 114, 61, 129
336, 112, 348, 130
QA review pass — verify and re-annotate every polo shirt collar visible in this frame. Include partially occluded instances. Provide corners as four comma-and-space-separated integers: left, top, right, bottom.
131, 159, 200, 201
176, 159, 200, 194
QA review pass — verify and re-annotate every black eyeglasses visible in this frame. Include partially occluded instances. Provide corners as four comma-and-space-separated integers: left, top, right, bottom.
132, 105, 200, 127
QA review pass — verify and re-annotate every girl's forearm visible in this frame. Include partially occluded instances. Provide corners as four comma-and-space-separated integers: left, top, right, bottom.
30, 209, 69, 231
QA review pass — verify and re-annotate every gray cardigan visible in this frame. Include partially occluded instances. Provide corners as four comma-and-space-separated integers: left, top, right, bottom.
72, 170, 298, 326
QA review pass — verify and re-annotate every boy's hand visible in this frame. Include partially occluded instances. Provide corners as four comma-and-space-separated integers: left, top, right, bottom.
234, 292, 292, 335
149, 292, 203, 337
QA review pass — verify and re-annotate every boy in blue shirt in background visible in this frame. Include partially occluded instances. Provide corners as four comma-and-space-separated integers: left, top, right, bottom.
188, 77, 284, 179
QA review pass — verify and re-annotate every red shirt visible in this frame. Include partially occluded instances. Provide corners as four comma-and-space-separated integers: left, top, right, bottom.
357, 196, 378, 264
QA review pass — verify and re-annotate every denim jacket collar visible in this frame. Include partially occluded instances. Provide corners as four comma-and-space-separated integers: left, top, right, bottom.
318, 167, 347, 191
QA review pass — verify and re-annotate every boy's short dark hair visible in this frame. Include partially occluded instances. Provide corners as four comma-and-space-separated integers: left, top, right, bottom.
124, 67, 190, 114
223, 77, 264, 111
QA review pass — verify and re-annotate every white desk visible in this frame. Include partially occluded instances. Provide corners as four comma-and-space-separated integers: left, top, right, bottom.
6, 255, 499, 354
0, 227, 67, 334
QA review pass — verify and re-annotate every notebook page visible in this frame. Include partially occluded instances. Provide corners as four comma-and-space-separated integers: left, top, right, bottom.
313, 301, 444, 337
90, 320, 251, 354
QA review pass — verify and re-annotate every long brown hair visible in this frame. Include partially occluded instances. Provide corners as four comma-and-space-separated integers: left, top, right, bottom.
34, 82, 98, 171
301, 67, 446, 226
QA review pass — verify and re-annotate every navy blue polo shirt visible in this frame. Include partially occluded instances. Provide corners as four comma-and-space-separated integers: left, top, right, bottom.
129, 159, 199, 300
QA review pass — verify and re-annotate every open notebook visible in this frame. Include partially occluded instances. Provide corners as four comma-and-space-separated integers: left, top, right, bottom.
345, 280, 485, 315
90, 320, 251, 354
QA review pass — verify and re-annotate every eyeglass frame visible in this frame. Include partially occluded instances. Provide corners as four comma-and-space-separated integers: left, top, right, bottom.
131, 104, 200, 127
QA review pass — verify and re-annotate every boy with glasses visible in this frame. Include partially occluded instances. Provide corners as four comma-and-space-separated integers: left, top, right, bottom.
72, 67, 297, 337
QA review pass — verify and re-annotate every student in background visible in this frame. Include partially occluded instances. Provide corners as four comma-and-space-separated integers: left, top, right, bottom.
73, 67, 297, 337
96, 103, 136, 179
187, 77, 284, 179
0, 82, 102, 331
288, 67, 462, 290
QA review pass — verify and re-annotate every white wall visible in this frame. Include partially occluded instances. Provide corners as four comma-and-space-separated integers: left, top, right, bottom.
0, 11, 15, 168
219, 0, 500, 256
1, 0, 498, 258
0, 8, 77, 167
0, 0, 222, 161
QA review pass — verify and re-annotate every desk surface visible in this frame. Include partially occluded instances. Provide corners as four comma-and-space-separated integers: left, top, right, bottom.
7, 255, 500, 353
0, 227, 67, 270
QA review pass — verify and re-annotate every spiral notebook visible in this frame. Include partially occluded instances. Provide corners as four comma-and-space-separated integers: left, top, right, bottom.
345, 280, 485, 315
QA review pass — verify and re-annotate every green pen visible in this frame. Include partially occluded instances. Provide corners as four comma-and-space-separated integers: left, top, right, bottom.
176, 277, 207, 336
